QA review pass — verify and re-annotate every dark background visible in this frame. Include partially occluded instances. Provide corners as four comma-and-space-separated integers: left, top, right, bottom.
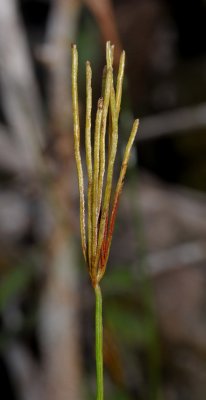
1, 1, 206, 399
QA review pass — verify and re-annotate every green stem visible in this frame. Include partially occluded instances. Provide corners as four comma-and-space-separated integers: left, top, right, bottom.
95, 284, 104, 400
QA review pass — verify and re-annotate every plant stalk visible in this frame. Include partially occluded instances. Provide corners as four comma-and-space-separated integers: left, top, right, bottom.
95, 284, 103, 400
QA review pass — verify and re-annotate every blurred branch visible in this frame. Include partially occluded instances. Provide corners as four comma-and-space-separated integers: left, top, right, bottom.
84, 0, 122, 63
38, 1, 83, 400
147, 240, 206, 276
139, 102, 206, 141
38, 0, 81, 133
4, 343, 43, 400
0, 125, 27, 173
39, 233, 82, 400
138, 177, 206, 274
0, 1, 83, 399
0, 0, 45, 174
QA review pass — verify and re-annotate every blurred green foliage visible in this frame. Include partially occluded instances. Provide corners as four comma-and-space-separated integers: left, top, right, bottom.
0, 264, 33, 313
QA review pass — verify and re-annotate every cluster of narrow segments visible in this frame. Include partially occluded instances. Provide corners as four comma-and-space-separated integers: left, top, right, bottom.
72, 41, 139, 288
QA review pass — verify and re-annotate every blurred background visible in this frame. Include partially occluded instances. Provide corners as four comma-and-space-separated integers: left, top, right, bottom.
1, 0, 206, 399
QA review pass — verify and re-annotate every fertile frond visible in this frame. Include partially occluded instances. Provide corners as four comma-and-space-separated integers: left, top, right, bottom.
72, 42, 139, 287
